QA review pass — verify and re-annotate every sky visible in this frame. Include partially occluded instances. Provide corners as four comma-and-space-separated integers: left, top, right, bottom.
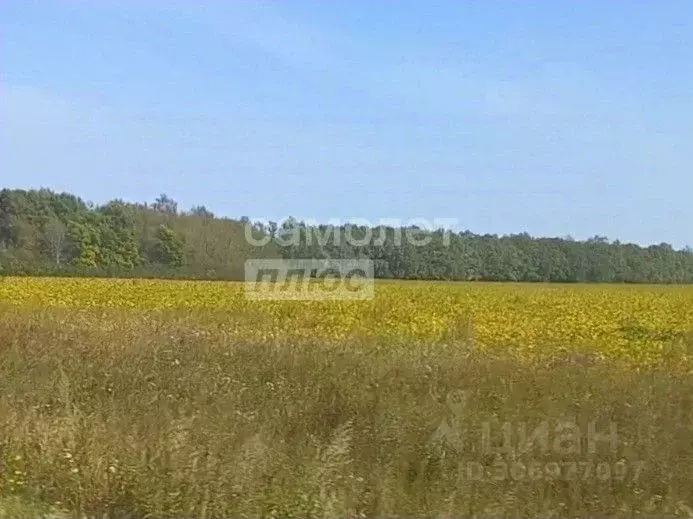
1, 1, 691, 248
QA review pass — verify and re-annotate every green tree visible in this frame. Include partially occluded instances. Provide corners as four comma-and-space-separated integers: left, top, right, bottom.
68, 220, 101, 268
154, 225, 184, 267
98, 201, 142, 268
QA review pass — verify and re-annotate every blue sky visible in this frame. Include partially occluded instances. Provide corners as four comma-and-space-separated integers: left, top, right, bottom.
1, 1, 691, 247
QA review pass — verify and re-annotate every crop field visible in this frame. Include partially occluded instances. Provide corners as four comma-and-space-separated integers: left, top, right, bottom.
1, 277, 693, 517
2, 277, 693, 365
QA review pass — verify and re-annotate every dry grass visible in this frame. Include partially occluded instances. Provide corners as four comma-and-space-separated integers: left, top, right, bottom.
1, 305, 693, 518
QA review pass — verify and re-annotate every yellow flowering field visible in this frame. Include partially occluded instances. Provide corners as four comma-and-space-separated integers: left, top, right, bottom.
1, 276, 691, 366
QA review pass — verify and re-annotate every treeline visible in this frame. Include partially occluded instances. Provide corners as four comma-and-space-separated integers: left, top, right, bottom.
0, 188, 277, 279
274, 223, 693, 283
1, 188, 692, 283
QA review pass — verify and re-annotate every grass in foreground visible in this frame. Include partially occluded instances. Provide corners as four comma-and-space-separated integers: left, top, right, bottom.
1, 306, 693, 518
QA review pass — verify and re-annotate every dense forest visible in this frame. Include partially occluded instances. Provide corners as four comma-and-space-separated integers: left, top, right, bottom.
1, 188, 692, 283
